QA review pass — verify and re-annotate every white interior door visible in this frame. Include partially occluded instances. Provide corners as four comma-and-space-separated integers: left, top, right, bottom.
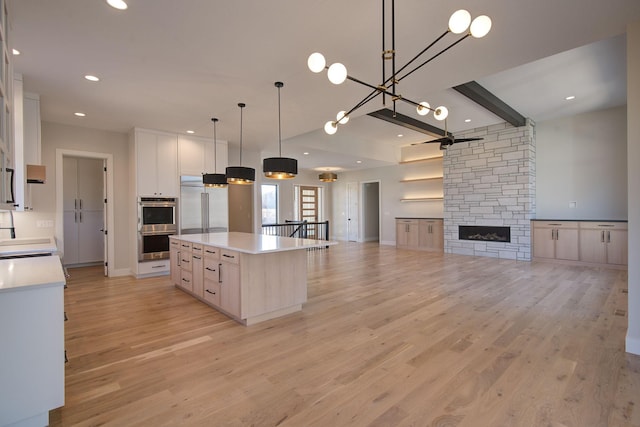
347, 182, 359, 242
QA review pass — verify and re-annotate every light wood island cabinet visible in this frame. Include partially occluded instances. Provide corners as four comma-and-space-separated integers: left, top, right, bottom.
170, 233, 334, 325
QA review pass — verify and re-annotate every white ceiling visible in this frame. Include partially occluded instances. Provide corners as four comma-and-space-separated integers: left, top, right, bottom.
9, 0, 639, 172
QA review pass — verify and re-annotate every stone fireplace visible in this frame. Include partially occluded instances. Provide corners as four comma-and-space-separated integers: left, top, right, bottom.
443, 120, 536, 261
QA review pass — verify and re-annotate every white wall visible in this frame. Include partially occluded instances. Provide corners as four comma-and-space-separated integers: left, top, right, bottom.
13, 122, 131, 273
332, 165, 443, 244
536, 106, 627, 220
626, 20, 640, 355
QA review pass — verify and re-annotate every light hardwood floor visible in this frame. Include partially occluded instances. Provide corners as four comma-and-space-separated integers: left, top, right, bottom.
51, 242, 639, 427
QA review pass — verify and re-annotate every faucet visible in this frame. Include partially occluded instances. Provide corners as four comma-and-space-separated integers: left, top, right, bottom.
0, 210, 16, 239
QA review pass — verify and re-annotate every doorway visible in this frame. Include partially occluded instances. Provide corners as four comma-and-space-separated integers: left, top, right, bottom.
55, 149, 114, 277
361, 181, 380, 242
347, 182, 358, 242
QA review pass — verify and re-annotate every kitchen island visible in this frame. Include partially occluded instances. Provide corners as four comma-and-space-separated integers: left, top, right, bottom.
170, 232, 334, 325
0, 255, 66, 427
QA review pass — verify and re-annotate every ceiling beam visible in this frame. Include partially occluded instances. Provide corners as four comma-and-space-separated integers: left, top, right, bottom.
367, 108, 450, 138
453, 81, 527, 128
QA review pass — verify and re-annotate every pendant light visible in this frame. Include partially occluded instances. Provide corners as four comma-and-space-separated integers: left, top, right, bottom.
319, 172, 337, 182
263, 81, 297, 179
226, 103, 255, 184
203, 117, 228, 188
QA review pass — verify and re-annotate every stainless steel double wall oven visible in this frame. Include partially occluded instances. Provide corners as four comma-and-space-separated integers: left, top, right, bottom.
138, 197, 177, 261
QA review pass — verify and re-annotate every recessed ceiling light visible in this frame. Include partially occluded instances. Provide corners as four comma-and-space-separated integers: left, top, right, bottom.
74, 112, 86, 117
84, 75, 100, 82
565, 95, 576, 100
397, 134, 403, 138
303, 152, 309, 155
356, 160, 362, 164
465, 119, 471, 123
106, 0, 128, 10
186, 130, 195, 134
12, 49, 20, 55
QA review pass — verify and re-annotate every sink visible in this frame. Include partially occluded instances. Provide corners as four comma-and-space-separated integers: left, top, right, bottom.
0, 237, 52, 246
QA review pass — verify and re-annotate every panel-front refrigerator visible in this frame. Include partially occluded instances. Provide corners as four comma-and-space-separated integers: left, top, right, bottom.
179, 176, 228, 234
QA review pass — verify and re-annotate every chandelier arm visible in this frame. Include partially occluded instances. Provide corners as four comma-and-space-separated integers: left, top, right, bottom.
391, 31, 449, 80
344, 90, 383, 118
397, 33, 470, 83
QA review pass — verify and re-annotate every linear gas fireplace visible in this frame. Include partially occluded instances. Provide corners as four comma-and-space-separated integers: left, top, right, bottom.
459, 226, 511, 243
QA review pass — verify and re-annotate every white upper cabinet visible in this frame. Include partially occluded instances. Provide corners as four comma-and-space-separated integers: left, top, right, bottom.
134, 129, 178, 197
178, 134, 228, 177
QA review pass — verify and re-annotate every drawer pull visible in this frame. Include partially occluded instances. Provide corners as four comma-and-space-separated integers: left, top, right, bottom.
597, 224, 614, 227
193, 255, 202, 260
219, 263, 222, 283
152, 264, 167, 269
181, 259, 190, 264
181, 244, 190, 248
193, 247, 202, 251
205, 289, 216, 295
223, 254, 235, 259
205, 250, 217, 254
182, 278, 190, 283
205, 267, 216, 272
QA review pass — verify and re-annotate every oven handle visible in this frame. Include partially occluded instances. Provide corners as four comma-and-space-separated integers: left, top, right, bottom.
139, 230, 176, 236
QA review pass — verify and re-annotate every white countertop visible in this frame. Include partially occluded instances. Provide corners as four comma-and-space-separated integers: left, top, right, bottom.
0, 255, 66, 293
171, 232, 337, 254
0, 236, 58, 257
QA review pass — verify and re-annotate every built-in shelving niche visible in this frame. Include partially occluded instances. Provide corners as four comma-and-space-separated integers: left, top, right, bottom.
399, 145, 444, 203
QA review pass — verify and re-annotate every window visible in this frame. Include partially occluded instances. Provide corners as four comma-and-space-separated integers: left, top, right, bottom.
261, 184, 278, 225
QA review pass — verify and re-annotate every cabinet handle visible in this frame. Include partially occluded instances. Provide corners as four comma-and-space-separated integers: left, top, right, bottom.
182, 278, 190, 283
607, 231, 611, 243
79, 199, 83, 210
601, 231, 605, 243
79, 212, 83, 223
205, 250, 216, 254
223, 254, 235, 259
181, 258, 190, 264
181, 244, 190, 248
205, 267, 216, 272
193, 247, 202, 252
205, 289, 216, 295
74, 199, 78, 209
152, 264, 167, 269
218, 263, 222, 283
556, 229, 559, 240
177, 251, 181, 266
193, 255, 201, 260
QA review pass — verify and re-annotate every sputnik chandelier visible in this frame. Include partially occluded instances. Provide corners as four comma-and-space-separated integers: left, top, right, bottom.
307, 0, 492, 135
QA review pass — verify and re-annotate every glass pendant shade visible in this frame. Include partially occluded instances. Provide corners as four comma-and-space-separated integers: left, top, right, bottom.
448, 10, 471, 34
470, 15, 492, 38
327, 63, 347, 84
263, 157, 298, 179
226, 166, 255, 184
324, 121, 338, 135
434, 106, 449, 121
416, 101, 431, 116
307, 52, 326, 73
319, 172, 337, 182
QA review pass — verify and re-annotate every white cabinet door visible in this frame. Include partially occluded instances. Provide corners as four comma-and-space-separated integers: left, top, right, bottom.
136, 130, 178, 197
156, 133, 178, 196
179, 135, 208, 176
136, 131, 159, 196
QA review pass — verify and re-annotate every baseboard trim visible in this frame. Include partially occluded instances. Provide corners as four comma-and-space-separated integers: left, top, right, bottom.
379, 240, 395, 246
109, 268, 131, 277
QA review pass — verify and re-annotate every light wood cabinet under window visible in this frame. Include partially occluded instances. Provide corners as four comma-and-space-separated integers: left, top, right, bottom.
579, 222, 627, 265
532, 221, 579, 261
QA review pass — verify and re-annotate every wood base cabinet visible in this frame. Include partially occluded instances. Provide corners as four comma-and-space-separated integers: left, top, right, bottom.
579, 222, 627, 265
532, 221, 579, 261
397, 218, 443, 252
532, 220, 627, 268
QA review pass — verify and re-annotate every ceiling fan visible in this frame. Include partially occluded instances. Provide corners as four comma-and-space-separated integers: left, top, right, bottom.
413, 119, 484, 150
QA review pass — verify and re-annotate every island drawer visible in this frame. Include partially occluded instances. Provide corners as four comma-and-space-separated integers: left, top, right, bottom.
220, 249, 240, 264
191, 243, 204, 254
203, 282, 221, 306
180, 253, 193, 272
203, 259, 219, 281
203, 245, 220, 259
180, 270, 193, 292
179, 241, 193, 251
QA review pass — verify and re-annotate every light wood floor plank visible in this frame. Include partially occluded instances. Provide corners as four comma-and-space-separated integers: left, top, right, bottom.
50, 242, 639, 426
